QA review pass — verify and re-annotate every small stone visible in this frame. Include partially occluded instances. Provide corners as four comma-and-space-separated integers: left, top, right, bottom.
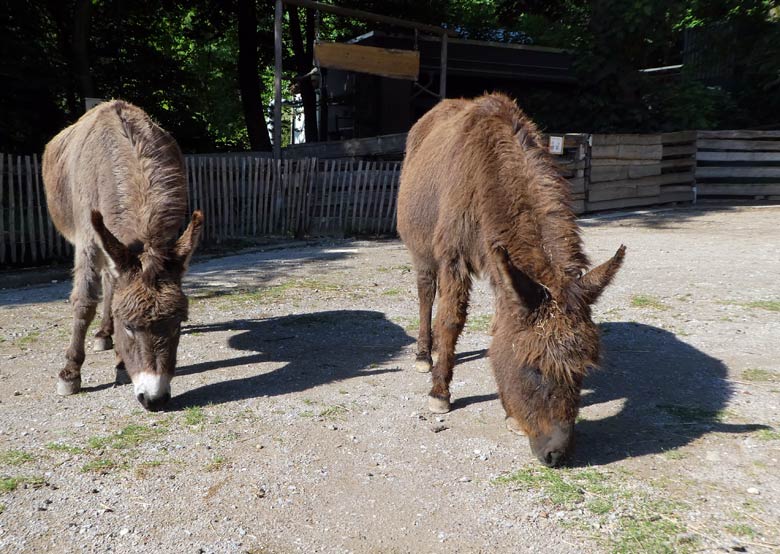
458, 476, 471, 483
746, 487, 760, 495
119, 528, 130, 536
13, 391, 21, 396
431, 425, 449, 433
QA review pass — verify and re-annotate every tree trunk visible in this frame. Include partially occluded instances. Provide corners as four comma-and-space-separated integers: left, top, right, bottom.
73, 0, 95, 108
237, 0, 272, 151
288, 5, 318, 142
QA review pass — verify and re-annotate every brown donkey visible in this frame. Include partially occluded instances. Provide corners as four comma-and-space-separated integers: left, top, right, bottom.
43, 100, 202, 411
397, 93, 624, 466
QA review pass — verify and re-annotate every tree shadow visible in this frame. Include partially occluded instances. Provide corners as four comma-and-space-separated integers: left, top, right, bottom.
170, 310, 414, 409
570, 322, 768, 466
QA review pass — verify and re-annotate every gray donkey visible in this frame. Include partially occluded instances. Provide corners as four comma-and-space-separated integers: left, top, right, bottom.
43, 100, 202, 411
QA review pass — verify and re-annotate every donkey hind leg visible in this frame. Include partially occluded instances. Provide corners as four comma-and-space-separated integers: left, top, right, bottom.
93, 270, 115, 352
57, 248, 100, 396
414, 268, 437, 373
428, 260, 471, 413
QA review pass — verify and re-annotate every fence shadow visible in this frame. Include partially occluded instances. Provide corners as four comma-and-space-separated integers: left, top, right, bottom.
571, 322, 767, 466
171, 310, 414, 409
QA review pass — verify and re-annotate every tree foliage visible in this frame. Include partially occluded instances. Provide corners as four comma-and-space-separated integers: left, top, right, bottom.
1, 0, 778, 153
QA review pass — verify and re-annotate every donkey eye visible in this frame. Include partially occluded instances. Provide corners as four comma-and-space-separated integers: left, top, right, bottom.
124, 325, 135, 339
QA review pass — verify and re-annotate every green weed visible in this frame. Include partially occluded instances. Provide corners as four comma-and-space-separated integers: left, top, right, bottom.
88, 424, 164, 450
467, 314, 493, 333
183, 406, 206, 426
0, 450, 33, 466
725, 523, 757, 538
657, 403, 728, 424
45, 442, 85, 455
81, 459, 119, 473
755, 428, 780, 441
631, 295, 670, 310
742, 368, 779, 383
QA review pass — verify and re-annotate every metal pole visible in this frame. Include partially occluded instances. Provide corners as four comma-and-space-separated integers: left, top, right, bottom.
273, 0, 283, 159
439, 33, 447, 100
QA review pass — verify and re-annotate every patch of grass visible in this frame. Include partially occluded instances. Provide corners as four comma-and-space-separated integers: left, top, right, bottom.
755, 428, 780, 441
382, 288, 402, 296
742, 368, 779, 383
88, 424, 164, 450
725, 523, 757, 538
214, 279, 341, 307
630, 295, 670, 311
45, 442, 85, 455
183, 406, 205, 426
394, 316, 419, 331
134, 460, 164, 479
205, 456, 227, 472
586, 498, 614, 515
614, 500, 690, 554
741, 300, 780, 312
657, 403, 728, 424
319, 404, 348, 419
1, 475, 45, 492
377, 264, 412, 273
0, 450, 33, 466
493, 466, 613, 507
663, 449, 688, 460
299, 410, 315, 418
14, 330, 41, 347
81, 459, 119, 473
467, 314, 492, 333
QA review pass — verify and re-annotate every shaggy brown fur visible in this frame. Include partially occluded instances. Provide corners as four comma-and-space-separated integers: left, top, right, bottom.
397, 93, 624, 466
42, 100, 202, 410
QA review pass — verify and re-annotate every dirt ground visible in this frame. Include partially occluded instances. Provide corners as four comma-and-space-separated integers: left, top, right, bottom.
0, 205, 779, 554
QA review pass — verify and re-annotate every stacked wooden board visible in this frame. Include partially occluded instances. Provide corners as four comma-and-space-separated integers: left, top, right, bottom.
548, 133, 589, 214
586, 133, 696, 211
696, 131, 780, 199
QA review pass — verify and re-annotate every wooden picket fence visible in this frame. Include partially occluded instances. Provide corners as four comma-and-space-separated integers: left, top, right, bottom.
3, 128, 779, 267
0, 153, 73, 266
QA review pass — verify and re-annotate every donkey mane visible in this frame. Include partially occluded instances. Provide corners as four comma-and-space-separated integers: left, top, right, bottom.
104, 101, 188, 279
474, 94, 589, 307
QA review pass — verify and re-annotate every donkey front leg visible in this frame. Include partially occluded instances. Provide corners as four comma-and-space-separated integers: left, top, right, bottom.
414, 267, 437, 372
57, 249, 100, 396
93, 270, 114, 351
428, 261, 471, 413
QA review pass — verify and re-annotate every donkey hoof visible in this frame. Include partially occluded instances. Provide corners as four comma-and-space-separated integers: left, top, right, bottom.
415, 359, 432, 373
114, 366, 131, 386
56, 377, 81, 396
505, 416, 525, 436
428, 396, 451, 414
93, 336, 113, 352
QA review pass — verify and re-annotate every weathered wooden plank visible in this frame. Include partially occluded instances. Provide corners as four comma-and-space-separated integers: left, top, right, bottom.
314, 41, 420, 81
696, 150, 780, 162
11, 156, 19, 263
591, 134, 661, 147
586, 195, 662, 212
32, 155, 46, 259
661, 130, 697, 144
590, 164, 662, 183
9, 156, 25, 262
698, 183, 780, 196
661, 157, 696, 170
568, 177, 585, 195
0, 154, 5, 264
697, 130, 780, 140
591, 144, 662, 160
570, 198, 585, 215
663, 144, 697, 157
389, 164, 400, 234
658, 190, 693, 203
590, 158, 658, 167
696, 166, 780, 179
24, 156, 37, 261
697, 139, 780, 151
660, 184, 694, 193
588, 183, 661, 202
657, 171, 695, 185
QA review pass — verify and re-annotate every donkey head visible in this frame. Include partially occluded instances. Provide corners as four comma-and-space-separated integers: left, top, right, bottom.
490, 245, 625, 466
91, 210, 203, 411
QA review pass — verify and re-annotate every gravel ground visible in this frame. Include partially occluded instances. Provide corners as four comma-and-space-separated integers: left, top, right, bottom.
0, 205, 778, 553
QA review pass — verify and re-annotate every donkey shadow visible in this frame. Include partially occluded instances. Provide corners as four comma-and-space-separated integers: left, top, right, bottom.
171, 310, 413, 409
570, 322, 766, 466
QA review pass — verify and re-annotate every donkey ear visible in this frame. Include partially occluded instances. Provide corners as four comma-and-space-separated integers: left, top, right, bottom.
91, 211, 130, 273
580, 245, 626, 304
174, 210, 203, 272
492, 245, 545, 312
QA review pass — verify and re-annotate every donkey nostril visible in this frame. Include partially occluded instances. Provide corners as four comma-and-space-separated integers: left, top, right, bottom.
137, 393, 146, 405
544, 450, 564, 467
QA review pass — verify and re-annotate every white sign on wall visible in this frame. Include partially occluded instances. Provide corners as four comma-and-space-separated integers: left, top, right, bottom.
548, 135, 564, 155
